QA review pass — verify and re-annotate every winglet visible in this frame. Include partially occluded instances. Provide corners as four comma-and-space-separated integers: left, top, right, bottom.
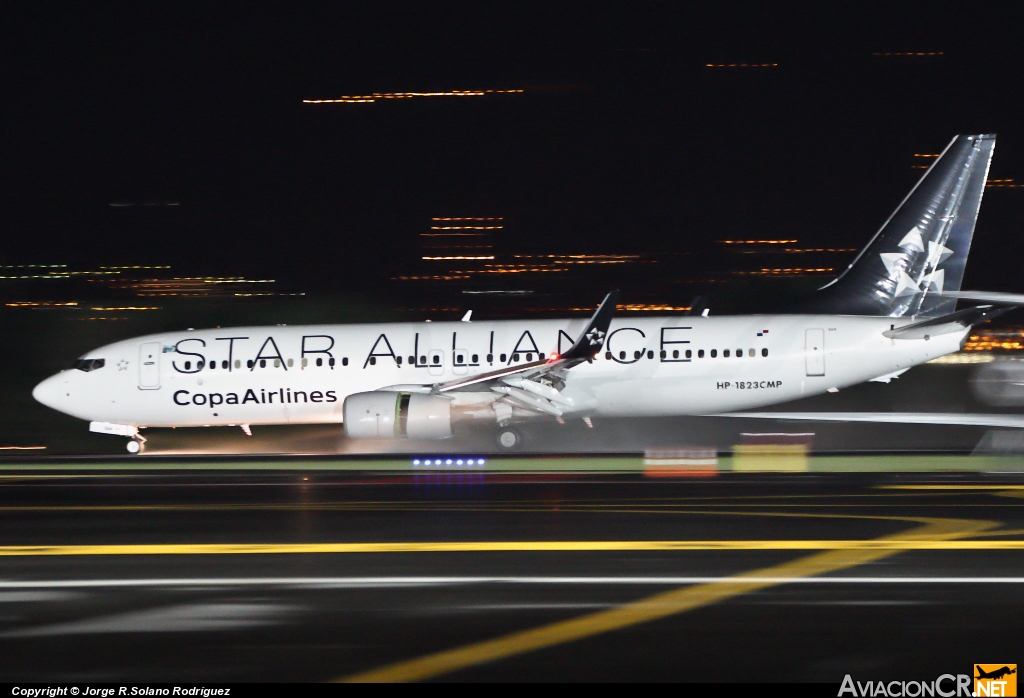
559, 290, 620, 363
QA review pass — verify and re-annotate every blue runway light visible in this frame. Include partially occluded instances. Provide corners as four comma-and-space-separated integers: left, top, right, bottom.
412, 456, 487, 468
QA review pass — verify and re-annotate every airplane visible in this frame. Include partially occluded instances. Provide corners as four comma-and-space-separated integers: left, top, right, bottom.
32, 133, 1024, 453
976, 666, 1017, 681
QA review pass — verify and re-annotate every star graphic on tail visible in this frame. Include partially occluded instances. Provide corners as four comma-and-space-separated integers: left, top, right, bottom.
586, 328, 605, 346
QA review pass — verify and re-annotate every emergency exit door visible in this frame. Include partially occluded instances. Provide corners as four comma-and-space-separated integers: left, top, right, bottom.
139, 341, 162, 389
805, 328, 825, 376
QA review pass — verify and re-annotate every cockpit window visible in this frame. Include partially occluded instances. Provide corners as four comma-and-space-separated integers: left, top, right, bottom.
72, 358, 105, 372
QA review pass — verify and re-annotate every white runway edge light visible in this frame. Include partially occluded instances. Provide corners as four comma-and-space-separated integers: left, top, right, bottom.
412, 457, 487, 468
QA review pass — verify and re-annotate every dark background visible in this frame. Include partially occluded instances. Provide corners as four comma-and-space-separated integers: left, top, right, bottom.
3, 2, 1023, 295
2, 2, 1024, 452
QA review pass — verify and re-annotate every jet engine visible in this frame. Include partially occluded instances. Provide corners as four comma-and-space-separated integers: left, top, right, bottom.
343, 391, 453, 439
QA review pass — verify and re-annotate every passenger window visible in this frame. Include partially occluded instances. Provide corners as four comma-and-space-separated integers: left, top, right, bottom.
287, 358, 294, 367
273, 359, 280, 368
420, 355, 426, 364
619, 351, 626, 360
316, 358, 322, 367
500, 354, 507, 362
234, 360, 241, 369
197, 360, 204, 369
342, 357, 348, 366
184, 361, 192, 370
723, 350, 730, 358
408, 356, 415, 364
432, 354, 440, 365
647, 350, 654, 359
222, 360, 229, 369
605, 351, 611, 360
396, 356, 402, 365
330, 357, 337, 367
748, 349, 755, 357
736, 349, 742, 357
685, 350, 692, 358
301, 358, 308, 368
259, 359, 266, 368
539, 353, 545, 360
369, 356, 376, 366
698, 350, 704, 358
487, 354, 494, 362
633, 351, 641, 360
472, 354, 479, 362
526, 353, 533, 361
513, 353, 520, 362
710, 350, 717, 358
762, 348, 769, 357
247, 360, 254, 369
456, 354, 464, 363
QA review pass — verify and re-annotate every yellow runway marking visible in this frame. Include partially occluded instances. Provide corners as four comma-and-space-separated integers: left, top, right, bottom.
881, 485, 1024, 490
2, 537, 1024, 557
340, 516, 996, 682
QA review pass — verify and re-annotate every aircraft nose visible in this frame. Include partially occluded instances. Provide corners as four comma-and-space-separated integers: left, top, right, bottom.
32, 373, 66, 410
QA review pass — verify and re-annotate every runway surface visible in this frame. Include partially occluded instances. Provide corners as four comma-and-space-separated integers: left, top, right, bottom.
0, 469, 1022, 682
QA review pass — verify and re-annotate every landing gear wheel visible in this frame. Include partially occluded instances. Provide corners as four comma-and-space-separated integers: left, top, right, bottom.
126, 439, 144, 454
496, 426, 522, 451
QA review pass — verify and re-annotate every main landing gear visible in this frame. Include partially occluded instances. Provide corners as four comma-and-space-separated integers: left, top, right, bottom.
496, 426, 523, 451
126, 435, 146, 454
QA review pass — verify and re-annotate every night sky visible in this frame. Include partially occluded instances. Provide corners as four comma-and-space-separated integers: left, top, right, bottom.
4, 3, 1024, 295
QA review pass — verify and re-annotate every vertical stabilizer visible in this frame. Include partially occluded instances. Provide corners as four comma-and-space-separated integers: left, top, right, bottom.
801, 134, 995, 317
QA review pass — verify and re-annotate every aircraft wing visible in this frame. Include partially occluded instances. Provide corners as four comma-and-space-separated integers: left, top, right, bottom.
709, 411, 1024, 428
434, 289, 618, 394
377, 291, 620, 417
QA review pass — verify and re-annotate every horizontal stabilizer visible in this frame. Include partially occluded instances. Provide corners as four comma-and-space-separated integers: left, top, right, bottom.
882, 305, 1012, 339
940, 290, 1024, 306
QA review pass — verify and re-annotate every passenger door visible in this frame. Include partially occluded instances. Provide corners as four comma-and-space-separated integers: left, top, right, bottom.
138, 341, 162, 389
805, 329, 825, 376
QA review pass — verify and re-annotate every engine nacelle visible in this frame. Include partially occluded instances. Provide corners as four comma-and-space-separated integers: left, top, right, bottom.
343, 391, 453, 440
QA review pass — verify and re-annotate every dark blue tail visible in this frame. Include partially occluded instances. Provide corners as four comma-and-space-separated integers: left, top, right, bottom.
798, 134, 995, 317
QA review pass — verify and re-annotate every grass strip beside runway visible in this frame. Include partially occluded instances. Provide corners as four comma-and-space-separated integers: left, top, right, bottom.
0, 454, 1023, 472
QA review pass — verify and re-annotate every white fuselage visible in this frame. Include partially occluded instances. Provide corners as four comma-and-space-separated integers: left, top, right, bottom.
32, 314, 965, 429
